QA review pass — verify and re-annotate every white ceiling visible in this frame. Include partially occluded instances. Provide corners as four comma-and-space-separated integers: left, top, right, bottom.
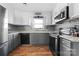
0, 3, 57, 12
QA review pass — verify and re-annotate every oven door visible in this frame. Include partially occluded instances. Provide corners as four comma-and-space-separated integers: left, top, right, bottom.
55, 35, 60, 56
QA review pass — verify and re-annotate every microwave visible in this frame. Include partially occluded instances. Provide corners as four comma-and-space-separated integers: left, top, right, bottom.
54, 6, 69, 21
61, 6, 69, 20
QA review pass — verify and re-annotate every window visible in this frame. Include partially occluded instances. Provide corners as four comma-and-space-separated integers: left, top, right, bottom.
33, 19, 44, 28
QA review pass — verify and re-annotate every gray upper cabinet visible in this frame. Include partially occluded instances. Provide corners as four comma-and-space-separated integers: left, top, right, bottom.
13, 11, 23, 25
69, 3, 79, 18
13, 10, 31, 25
52, 12, 55, 25
8, 8, 14, 24
8, 9, 52, 26
44, 12, 52, 25
22, 12, 32, 25
8, 9, 32, 25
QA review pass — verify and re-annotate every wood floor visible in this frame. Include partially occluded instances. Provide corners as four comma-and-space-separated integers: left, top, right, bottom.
8, 44, 54, 56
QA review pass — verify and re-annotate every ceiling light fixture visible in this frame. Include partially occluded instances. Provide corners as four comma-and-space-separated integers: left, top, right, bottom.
23, 3, 27, 6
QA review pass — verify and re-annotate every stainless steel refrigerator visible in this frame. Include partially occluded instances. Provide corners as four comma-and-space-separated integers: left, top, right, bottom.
0, 5, 8, 56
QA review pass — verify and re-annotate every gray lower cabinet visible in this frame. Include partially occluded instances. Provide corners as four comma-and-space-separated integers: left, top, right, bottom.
16, 34, 20, 45
13, 34, 18, 49
60, 44, 71, 56
8, 34, 14, 53
13, 33, 21, 49
60, 37, 79, 56
60, 37, 72, 56
71, 42, 79, 56
17, 34, 20, 45
8, 40, 12, 52
0, 42, 8, 56
30, 33, 49, 44
8, 33, 21, 53
13, 37, 16, 49
11, 37, 14, 50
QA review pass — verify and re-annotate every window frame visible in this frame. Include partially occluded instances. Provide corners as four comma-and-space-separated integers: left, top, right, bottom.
32, 18, 44, 29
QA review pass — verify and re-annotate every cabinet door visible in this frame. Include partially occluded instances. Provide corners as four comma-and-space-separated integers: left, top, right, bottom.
13, 10, 24, 25
22, 12, 32, 25
30, 33, 49, 44
8, 9, 14, 24
52, 15, 55, 25
3, 42, 8, 56
62, 45, 71, 56
17, 34, 21, 45
0, 42, 8, 56
72, 3, 79, 17
45, 16, 52, 25
13, 11, 32, 25
16, 34, 20, 46
8, 40, 12, 52
37, 34, 49, 44
13, 37, 17, 48
15, 34, 18, 47
69, 3, 79, 18
8, 39, 14, 52
60, 38, 71, 56
22, 16, 31, 25
68, 3, 74, 18
44, 12, 52, 25
11, 37, 14, 50
14, 12, 23, 25
13, 34, 19, 48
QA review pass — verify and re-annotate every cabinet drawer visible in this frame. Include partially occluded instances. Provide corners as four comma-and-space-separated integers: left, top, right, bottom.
62, 45, 72, 56
62, 38, 71, 48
